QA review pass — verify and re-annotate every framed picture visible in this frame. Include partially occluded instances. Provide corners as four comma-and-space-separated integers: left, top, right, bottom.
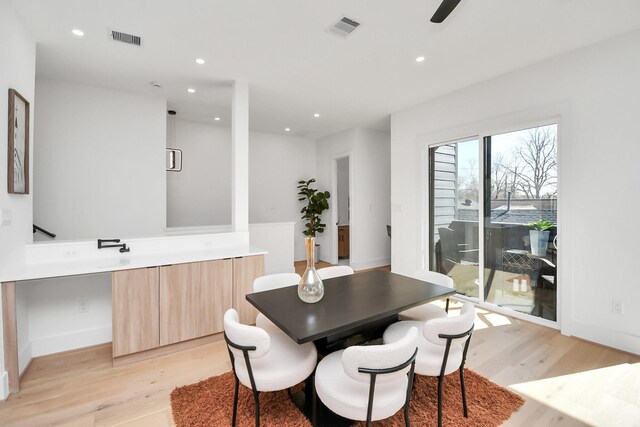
8, 88, 30, 194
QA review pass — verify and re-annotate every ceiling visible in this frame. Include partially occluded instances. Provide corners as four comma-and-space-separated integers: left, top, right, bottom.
12, 0, 640, 139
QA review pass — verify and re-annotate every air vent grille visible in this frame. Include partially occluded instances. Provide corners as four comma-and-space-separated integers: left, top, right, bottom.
326, 16, 361, 39
110, 30, 142, 46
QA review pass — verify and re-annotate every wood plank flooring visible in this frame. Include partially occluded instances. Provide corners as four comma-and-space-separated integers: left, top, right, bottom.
0, 265, 638, 426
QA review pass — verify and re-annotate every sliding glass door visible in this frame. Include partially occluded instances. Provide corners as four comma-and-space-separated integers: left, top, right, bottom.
429, 124, 558, 322
429, 139, 480, 298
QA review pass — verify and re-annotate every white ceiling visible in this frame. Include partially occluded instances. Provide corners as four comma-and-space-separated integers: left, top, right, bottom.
12, 0, 640, 139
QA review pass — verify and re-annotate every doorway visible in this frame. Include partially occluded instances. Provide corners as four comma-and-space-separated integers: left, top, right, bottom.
428, 123, 558, 323
335, 156, 350, 266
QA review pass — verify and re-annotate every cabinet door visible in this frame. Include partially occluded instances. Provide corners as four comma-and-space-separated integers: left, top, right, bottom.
159, 259, 232, 346
344, 227, 350, 256
233, 255, 265, 325
203, 259, 233, 334
112, 268, 159, 357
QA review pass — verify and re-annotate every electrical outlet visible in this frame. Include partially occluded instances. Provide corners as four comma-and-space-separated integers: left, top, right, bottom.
63, 249, 77, 258
0, 208, 11, 226
79, 300, 90, 314
612, 300, 623, 314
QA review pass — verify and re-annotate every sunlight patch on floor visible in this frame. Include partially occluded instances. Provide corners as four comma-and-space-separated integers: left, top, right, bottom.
510, 363, 640, 427
482, 312, 513, 327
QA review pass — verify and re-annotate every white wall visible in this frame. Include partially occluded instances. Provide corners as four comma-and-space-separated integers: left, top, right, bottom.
249, 223, 295, 274
315, 128, 391, 270
248, 130, 316, 261
22, 275, 112, 361
166, 119, 316, 261
391, 29, 640, 355
336, 157, 349, 226
0, 1, 36, 399
33, 78, 167, 241
166, 119, 231, 227
353, 128, 391, 270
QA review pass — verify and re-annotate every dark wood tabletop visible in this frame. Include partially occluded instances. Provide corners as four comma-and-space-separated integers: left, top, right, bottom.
246, 270, 455, 344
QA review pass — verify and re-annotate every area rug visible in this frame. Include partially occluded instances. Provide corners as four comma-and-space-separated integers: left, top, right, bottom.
170, 369, 524, 426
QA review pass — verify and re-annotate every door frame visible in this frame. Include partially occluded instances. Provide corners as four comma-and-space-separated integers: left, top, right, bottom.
331, 152, 353, 266
420, 115, 563, 330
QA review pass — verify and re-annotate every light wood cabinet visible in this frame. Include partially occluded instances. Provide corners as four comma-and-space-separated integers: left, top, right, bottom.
111, 254, 263, 359
338, 225, 350, 258
159, 259, 232, 346
233, 255, 265, 324
112, 268, 160, 357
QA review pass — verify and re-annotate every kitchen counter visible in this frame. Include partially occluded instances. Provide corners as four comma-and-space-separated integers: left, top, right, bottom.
1, 232, 265, 282
1, 231, 267, 398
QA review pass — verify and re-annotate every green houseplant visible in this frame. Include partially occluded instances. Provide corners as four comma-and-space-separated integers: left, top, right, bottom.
296, 179, 331, 303
297, 178, 331, 237
527, 220, 555, 256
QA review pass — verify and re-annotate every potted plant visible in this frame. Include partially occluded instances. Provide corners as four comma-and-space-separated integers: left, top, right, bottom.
296, 179, 330, 303
527, 220, 555, 256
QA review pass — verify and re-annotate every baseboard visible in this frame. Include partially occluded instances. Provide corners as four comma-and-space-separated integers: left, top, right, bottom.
1, 371, 8, 401
113, 333, 223, 367
570, 320, 640, 356
18, 341, 32, 376
350, 257, 391, 272
31, 326, 112, 358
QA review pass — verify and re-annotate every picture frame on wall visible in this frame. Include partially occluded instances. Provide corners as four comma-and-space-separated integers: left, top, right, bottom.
7, 88, 30, 194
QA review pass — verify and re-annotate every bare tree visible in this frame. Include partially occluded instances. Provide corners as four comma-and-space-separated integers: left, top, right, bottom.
514, 127, 557, 198
490, 153, 510, 199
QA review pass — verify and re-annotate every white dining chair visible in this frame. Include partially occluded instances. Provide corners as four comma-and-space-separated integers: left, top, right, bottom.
316, 265, 354, 280
252, 273, 301, 333
314, 327, 419, 427
399, 270, 455, 322
383, 302, 476, 427
223, 308, 317, 427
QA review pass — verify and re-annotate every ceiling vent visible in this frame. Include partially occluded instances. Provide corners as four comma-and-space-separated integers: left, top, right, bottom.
110, 30, 142, 46
326, 16, 361, 39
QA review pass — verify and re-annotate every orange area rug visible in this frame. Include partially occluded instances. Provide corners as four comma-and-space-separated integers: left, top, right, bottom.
171, 369, 524, 426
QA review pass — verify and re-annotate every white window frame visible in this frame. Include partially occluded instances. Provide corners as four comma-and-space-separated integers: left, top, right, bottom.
420, 117, 562, 330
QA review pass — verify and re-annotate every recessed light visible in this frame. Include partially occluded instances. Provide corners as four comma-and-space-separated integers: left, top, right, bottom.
214, 117, 221, 121
313, 113, 320, 118
71, 29, 85, 37
187, 88, 196, 93
416, 56, 426, 63
195, 58, 205, 65
285, 128, 291, 132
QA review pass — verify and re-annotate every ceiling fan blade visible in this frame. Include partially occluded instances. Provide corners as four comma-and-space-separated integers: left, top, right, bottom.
430, 0, 462, 23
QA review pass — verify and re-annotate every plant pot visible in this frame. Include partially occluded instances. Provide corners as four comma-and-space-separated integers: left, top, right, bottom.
529, 230, 550, 256
298, 237, 324, 303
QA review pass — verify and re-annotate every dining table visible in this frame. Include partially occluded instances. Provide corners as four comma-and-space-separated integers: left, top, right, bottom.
246, 269, 455, 425
246, 269, 455, 353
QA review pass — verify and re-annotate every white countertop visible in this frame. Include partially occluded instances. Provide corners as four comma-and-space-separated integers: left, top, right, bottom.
1, 232, 266, 282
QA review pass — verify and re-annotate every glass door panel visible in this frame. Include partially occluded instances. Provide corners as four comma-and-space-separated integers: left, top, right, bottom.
429, 139, 480, 298
483, 124, 558, 321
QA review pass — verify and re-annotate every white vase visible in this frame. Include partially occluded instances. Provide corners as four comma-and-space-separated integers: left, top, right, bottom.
298, 237, 324, 303
529, 230, 550, 256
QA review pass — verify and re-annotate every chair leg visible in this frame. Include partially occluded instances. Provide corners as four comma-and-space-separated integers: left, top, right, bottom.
404, 399, 411, 427
312, 376, 318, 427
460, 367, 468, 418
437, 375, 444, 427
252, 389, 260, 427
232, 376, 239, 427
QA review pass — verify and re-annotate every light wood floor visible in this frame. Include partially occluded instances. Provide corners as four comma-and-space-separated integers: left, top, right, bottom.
1, 265, 638, 426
